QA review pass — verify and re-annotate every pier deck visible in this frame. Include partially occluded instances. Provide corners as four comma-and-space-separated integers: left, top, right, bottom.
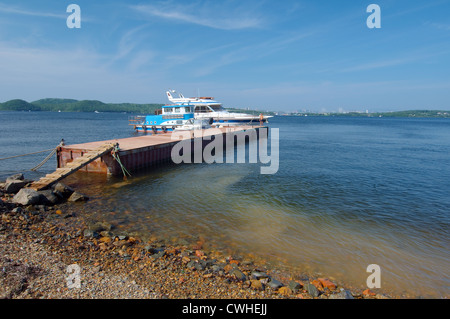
56, 125, 265, 177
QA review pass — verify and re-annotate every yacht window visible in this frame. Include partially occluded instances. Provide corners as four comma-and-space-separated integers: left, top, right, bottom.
175, 107, 180, 113
196, 106, 211, 113
185, 107, 191, 113
210, 105, 223, 111
165, 107, 173, 113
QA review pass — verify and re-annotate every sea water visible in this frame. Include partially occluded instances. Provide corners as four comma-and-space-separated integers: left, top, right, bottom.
1, 111, 449, 297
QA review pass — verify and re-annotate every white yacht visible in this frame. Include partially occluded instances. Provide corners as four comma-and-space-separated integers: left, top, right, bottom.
166, 90, 271, 125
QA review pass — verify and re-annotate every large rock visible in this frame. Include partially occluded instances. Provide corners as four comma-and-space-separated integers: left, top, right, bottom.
13, 188, 43, 206
6, 173, 24, 182
4, 180, 28, 193
37, 190, 59, 205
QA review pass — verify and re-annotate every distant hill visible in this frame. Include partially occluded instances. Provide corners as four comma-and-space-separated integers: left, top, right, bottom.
0, 99, 42, 111
0, 98, 164, 114
283, 110, 450, 118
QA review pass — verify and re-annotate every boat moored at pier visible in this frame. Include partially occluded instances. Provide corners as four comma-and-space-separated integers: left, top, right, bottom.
129, 104, 195, 133
166, 90, 272, 126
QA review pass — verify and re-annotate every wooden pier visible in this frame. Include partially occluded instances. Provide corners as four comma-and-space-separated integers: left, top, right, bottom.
48, 125, 266, 184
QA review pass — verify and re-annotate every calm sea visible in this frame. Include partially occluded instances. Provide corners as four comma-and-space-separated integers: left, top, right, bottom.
1, 111, 449, 297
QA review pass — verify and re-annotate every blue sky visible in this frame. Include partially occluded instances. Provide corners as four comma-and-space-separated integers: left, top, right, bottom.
0, 0, 449, 112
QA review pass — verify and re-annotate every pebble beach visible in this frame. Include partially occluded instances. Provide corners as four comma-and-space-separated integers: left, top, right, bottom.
0, 175, 395, 300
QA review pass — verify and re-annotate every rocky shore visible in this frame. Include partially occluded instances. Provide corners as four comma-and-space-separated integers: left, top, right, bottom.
0, 174, 391, 299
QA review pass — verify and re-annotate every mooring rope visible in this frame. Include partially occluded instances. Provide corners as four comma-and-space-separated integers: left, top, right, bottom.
30, 148, 57, 171
0, 149, 55, 161
29, 140, 65, 172
0, 139, 65, 176
111, 144, 131, 180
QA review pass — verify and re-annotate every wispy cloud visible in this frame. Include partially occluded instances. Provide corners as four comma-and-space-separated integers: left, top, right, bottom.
339, 47, 450, 73
340, 57, 417, 72
0, 3, 66, 19
428, 22, 450, 31
130, 1, 264, 30
192, 30, 316, 76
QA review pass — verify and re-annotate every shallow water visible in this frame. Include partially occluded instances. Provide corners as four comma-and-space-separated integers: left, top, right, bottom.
1, 112, 449, 297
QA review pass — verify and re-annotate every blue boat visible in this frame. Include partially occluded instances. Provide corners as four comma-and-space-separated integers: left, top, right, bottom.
129, 104, 195, 133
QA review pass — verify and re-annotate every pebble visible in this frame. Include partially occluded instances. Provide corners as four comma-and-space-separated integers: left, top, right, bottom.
328, 289, 354, 299
231, 269, 247, 281
250, 280, 265, 291
278, 286, 293, 296
288, 280, 302, 292
267, 278, 284, 289
251, 271, 268, 280
306, 283, 320, 298
318, 278, 336, 290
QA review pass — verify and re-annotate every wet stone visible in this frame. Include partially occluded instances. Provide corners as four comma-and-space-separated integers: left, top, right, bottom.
194, 263, 205, 271
83, 229, 99, 239
328, 289, 354, 299
278, 286, 293, 296
150, 250, 165, 260
68, 191, 89, 202
211, 265, 223, 272
306, 283, 320, 298
267, 278, 283, 289
250, 280, 265, 291
88, 222, 112, 233
52, 183, 74, 198
288, 280, 302, 292
251, 271, 269, 280
231, 269, 247, 281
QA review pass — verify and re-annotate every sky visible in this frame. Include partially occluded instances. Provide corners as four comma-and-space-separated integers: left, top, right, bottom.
0, 0, 449, 112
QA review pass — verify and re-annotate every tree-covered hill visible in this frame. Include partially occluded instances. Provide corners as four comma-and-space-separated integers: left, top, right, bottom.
0, 99, 42, 111
0, 98, 164, 114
